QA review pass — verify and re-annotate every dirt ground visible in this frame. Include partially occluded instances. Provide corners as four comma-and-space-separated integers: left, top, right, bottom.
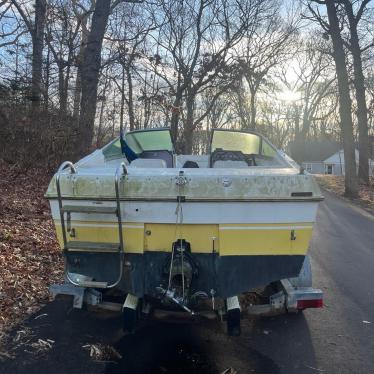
0, 160, 63, 337
315, 175, 374, 213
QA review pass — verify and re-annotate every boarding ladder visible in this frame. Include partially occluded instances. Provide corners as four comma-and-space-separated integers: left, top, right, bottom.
56, 161, 127, 289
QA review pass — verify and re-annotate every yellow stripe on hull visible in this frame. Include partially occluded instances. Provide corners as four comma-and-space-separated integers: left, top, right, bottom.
144, 224, 219, 253
219, 223, 313, 255
55, 222, 144, 254
54, 221, 313, 256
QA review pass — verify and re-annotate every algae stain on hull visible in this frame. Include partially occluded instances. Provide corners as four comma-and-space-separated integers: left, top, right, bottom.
45, 170, 322, 201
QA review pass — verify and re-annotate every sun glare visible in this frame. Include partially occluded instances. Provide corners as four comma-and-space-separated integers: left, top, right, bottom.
278, 89, 300, 102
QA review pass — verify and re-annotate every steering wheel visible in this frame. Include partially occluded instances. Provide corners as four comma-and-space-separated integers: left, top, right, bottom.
211, 149, 250, 166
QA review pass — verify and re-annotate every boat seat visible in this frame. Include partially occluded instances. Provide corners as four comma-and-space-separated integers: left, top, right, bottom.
129, 158, 167, 168
213, 160, 248, 168
183, 160, 199, 168
138, 150, 173, 168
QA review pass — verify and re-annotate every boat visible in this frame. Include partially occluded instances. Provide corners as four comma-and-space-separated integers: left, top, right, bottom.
46, 128, 323, 335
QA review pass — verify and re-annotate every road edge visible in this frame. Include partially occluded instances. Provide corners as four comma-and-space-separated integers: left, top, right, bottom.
320, 188, 374, 220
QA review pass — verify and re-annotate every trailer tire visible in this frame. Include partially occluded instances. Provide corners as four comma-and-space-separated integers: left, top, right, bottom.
227, 308, 241, 336
123, 307, 138, 333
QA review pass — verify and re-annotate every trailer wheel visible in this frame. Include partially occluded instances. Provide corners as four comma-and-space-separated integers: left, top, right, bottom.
226, 296, 241, 336
227, 308, 241, 336
122, 294, 139, 333
123, 307, 138, 333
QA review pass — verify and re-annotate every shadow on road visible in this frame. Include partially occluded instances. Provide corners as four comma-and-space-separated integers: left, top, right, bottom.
0, 297, 317, 374
246, 312, 318, 373
0, 298, 217, 374
106, 322, 218, 374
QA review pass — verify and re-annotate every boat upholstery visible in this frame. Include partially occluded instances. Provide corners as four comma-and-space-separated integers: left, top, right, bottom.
138, 150, 173, 168
213, 160, 248, 168
129, 158, 167, 168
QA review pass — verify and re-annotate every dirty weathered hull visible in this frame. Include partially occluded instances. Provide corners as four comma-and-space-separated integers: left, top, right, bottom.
48, 197, 319, 297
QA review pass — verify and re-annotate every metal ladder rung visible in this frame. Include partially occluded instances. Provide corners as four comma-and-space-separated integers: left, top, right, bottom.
65, 241, 120, 252
77, 281, 108, 289
56, 161, 127, 289
61, 205, 117, 214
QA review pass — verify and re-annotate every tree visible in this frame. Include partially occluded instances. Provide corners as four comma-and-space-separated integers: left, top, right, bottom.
342, 0, 372, 183
78, 0, 112, 154
10, 0, 47, 111
107, 3, 155, 132
71, 0, 95, 121
307, 0, 358, 196
45, 0, 82, 115
235, 3, 298, 130
78, 0, 143, 154
326, 0, 359, 196
150, 0, 268, 153
0, 2, 27, 48
281, 38, 337, 144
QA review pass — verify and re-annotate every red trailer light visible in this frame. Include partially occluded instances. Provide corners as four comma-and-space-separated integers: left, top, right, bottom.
297, 299, 323, 310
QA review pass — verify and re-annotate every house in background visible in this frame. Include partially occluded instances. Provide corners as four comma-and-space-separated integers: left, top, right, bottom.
290, 138, 340, 173
302, 149, 374, 176
301, 159, 325, 174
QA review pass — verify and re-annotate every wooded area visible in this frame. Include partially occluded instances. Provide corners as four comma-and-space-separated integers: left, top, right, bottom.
0, 0, 373, 196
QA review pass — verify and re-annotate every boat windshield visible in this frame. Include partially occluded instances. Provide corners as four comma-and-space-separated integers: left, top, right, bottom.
102, 128, 173, 161
211, 130, 277, 157
103, 128, 288, 168
125, 129, 173, 153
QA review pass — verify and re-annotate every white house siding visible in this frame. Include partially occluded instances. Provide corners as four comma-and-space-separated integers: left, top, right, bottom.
324, 163, 344, 175
301, 162, 325, 174
304, 149, 373, 176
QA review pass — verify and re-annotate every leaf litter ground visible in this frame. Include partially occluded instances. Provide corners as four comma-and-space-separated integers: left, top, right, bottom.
0, 160, 63, 338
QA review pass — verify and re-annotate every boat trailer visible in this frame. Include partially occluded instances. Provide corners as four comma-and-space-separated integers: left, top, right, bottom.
49, 257, 323, 336
49, 277, 323, 315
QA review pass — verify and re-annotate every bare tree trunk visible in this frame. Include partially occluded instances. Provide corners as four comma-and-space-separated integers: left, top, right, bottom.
73, 68, 82, 120
143, 97, 151, 129
44, 43, 50, 111
58, 64, 66, 114
352, 53, 369, 183
73, 17, 88, 121
125, 66, 136, 131
183, 96, 195, 154
235, 83, 250, 129
97, 99, 106, 147
170, 94, 182, 145
344, 1, 369, 183
96, 77, 109, 148
78, 0, 111, 154
62, 62, 71, 115
249, 88, 256, 130
183, 125, 194, 155
31, 0, 46, 112
112, 97, 117, 138
326, 0, 358, 197
120, 65, 126, 132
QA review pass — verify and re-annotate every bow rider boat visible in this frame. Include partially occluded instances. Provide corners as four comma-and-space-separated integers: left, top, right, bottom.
47, 128, 323, 334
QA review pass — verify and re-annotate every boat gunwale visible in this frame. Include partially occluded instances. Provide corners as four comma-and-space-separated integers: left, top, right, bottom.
45, 196, 324, 202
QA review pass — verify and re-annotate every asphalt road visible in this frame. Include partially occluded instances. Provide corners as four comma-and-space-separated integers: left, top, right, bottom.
1, 190, 373, 374
238, 190, 374, 374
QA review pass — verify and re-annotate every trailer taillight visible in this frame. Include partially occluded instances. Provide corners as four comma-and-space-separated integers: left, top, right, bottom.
297, 299, 323, 310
